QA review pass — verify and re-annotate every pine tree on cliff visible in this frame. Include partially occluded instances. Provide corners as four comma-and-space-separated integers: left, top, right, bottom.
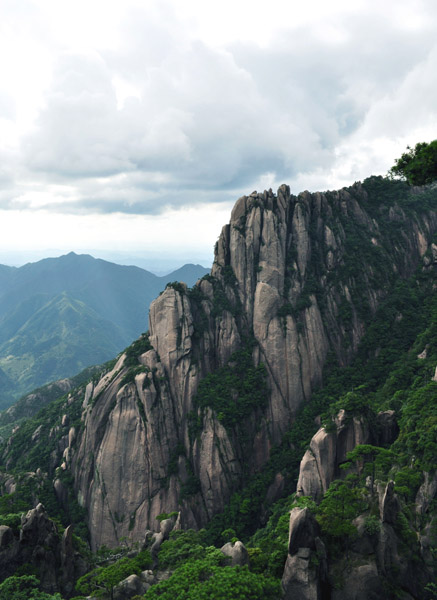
389, 140, 437, 185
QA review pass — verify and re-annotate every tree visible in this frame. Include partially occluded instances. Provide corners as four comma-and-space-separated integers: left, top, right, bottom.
316, 478, 367, 559
389, 140, 437, 185
76, 551, 151, 600
0, 576, 63, 600
143, 548, 280, 600
344, 444, 393, 495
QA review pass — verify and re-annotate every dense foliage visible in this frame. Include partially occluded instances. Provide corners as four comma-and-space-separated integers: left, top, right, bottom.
75, 550, 152, 599
190, 339, 268, 434
143, 547, 280, 600
0, 576, 62, 600
389, 140, 437, 185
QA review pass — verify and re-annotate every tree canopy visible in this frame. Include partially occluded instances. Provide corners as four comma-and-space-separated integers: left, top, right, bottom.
389, 140, 437, 185
0, 576, 62, 600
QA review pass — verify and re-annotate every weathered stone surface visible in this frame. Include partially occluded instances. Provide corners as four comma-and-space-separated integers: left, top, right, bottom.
0, 525, 13, 549
0, 503, 85, 596
265, 472, 285, 504
381, 481, 401, 525
296, 413, 371, 501
220, 540, 249, 566
331, 563, 383, 600
64, 184, 437, 549
282, 508, 327, 600
282, 552, 319, 600
114, 574, 149, 599
415, 471, 437, 516
288, 507, 319, 554
150, 514, 179, 565
376, 411, 399, 446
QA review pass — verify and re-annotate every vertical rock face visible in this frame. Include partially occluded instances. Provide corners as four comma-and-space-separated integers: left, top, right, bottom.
65, 182, 437, 548
0, 504, 84, 595
296, 410, 400, 501
281, 507, 327, 600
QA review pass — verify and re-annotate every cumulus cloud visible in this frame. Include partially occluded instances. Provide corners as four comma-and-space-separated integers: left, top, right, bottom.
1, 0, 437, 217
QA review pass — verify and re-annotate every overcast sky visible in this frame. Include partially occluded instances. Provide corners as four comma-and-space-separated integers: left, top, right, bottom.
1, 0, 436, 270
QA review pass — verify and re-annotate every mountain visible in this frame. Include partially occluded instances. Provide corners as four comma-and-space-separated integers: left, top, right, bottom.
0, 254, 209, 408
1, 177, 437, 599
59, 178, 437, 549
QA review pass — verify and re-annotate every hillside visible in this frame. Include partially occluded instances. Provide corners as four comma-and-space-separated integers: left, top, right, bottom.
0, 254, 209, 408
0, 177, 436, 599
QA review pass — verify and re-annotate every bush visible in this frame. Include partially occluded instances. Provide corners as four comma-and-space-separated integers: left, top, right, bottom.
144, 548, 280, 600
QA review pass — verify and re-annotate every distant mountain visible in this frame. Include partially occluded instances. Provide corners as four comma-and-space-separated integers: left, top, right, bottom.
0, 253, 209, 408
0, 362, 105, 443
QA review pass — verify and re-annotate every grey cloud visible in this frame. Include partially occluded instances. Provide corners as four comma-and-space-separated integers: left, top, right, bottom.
14, 2, 437, 216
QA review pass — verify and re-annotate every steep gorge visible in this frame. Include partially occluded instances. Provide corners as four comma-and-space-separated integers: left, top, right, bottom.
53, 178, 437, 549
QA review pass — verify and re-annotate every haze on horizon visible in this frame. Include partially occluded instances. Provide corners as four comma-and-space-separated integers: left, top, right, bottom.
1, 0, 437, 268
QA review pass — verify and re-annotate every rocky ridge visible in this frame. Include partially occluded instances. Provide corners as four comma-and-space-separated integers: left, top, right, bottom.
4, 179, 437, 552
282, 410, 437, 599
58, 180, 437, 549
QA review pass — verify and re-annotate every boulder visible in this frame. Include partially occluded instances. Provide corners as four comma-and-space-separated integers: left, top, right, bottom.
114, 574, 149, 599
220, 540, 249, 566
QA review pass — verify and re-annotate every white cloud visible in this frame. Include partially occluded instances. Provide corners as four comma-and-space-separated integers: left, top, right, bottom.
0, 0, 437, 261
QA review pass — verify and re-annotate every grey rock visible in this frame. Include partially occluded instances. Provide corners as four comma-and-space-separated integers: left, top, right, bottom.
288, 507, 319, 555
0, 526, 14, 549
64, 184, 437, 549
415, 471, 437, 516
331, 562, 383, 600
140, 569, 156, 584
381, 481, 401, 525
376, 411, 399, 446
282, 553, 319, 600
60, 525, 75, 594
114, 574, 149, 599
151, 514, 179, 564
296, 412, 371, 501
220, 540, 249, 566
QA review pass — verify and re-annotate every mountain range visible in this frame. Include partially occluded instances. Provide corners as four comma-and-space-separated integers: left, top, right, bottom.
0, 177, 437, 599
0, 253, 209, 408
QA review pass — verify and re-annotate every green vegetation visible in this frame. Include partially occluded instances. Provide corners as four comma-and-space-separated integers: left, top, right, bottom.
190, 339, 268, 434
75, 550, 152, 599
123, 333, 153, 367
389, 140, 437, 185
143, 546, 280, 600
316, 477, 366, 556
0, 255, 208, 408
0, 576, 62, 600
1, 175, 437, 598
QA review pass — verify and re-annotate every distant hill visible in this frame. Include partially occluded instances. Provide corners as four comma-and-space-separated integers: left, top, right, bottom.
0, 253, 209, 408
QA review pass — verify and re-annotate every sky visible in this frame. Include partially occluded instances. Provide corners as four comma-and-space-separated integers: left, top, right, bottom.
0, 0, 436, 271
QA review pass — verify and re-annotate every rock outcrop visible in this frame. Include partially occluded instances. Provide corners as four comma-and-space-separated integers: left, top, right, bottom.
220, 540, 249, 566
43, 182, 437, 548
284, 430, 436, 599
281, 507, 328, 600
296, 410, 399, 501
0, 503, 86, 595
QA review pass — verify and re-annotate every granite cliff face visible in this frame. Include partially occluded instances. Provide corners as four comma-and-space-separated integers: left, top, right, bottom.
42, 181, 437, 549
283, 419, 437, 600
0, 503, 86, 596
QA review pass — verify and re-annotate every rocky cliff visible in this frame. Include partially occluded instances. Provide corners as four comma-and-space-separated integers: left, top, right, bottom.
4, 179, 437, 554
282, 409, 437, 600
0, 503, 87, 596
46, 178, 436, 550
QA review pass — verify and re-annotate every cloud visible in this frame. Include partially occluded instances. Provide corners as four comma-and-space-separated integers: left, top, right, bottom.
2, 0, 437, 217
